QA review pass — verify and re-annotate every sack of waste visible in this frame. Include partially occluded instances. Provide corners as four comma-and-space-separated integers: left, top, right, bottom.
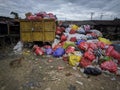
98, 37, 112, 45
33, 45, 44, 55
13, 41, 23, 54
65, 46, 75, 54
84, 67, 102, 76
63, 41, 75, 49
90, 29, 103, 37
53, 47, 65, 57
78, 42, 89, 51
100, 60, 117, 73
106, 46, 120, 61
45, 48, 53, 55
79, 57, 92, 67
69, 54, 82, 66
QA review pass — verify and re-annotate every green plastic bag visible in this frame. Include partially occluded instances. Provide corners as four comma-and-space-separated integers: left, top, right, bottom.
62, 41, 76, 49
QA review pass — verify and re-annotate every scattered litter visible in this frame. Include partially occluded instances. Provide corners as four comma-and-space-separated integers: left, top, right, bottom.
111, 77, 116, 81
76, 81, 83, 85
45, 87, 51, 90
65, 72, 72, 76
101, 87, 104, 90
23, 81, 41, 88
68, 84, 77, 90
48, 59, 53, 63
57, 66, 64, 70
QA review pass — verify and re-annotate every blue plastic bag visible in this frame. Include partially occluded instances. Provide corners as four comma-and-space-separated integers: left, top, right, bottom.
53, 47, 65, 57
46, 48, 53, 55
76, 40, 85, 45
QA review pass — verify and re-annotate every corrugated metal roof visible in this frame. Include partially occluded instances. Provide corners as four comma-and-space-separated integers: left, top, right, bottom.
62, 21, 95, 26
62, 20, 120, 26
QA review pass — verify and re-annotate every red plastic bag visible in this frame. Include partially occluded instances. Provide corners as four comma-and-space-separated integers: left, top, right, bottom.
65, 46, 75, 54
33, 45, 44, 55
89, 43, 97, 49
70, 37, 77, 42
79, 57, 92, 67
78, 42, 89, 51
106, 46, 120, 61
60, 41, 65, 46
84, 51, 95, 61
56, 30, 62, 35
61, 34, 67, 42
97, 41, 106, 49
61, 27, 65, 32
53, 43, 62, 51
35, 16, 42, 20
100, 60, 117, 73
56, 27, 62, 35
69, 29, 76, 34
87, 48, 94, 53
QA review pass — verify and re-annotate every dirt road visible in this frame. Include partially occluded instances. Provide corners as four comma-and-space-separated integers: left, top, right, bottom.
0, 47, 120, 90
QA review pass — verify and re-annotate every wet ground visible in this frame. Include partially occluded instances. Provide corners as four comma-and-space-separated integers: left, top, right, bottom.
0, 46, 120, 90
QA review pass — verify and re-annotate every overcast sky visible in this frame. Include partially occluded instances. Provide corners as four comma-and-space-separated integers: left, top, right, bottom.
0, 0, 120, 20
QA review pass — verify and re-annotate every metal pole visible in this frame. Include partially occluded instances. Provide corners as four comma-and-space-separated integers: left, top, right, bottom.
91, 12, 94, 20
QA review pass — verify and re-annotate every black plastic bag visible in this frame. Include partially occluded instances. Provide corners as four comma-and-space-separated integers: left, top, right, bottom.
84, 67, 102, 76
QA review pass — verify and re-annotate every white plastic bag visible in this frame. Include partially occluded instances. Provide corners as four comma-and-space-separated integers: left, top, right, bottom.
13, 41, 23, 54
52, 39, 60, 48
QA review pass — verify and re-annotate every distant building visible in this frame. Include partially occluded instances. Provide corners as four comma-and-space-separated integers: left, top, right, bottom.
0, 16, 20, 46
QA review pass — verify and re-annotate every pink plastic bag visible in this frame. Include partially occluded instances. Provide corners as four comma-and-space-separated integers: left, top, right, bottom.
65, 46, 75, 54
28, 15, 36, 20
97, 41, 106, 49
84, 25, 90, 31
101, 60, 117, 73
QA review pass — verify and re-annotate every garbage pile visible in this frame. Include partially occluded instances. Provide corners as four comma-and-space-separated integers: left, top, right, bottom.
32, 24, 120, 75
25, 11, 57, 20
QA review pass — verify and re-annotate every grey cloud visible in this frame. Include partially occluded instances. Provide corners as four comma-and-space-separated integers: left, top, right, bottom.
0, 0, 120, 20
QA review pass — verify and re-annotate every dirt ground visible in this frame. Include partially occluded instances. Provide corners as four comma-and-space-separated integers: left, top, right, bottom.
0, 46, 120, 90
